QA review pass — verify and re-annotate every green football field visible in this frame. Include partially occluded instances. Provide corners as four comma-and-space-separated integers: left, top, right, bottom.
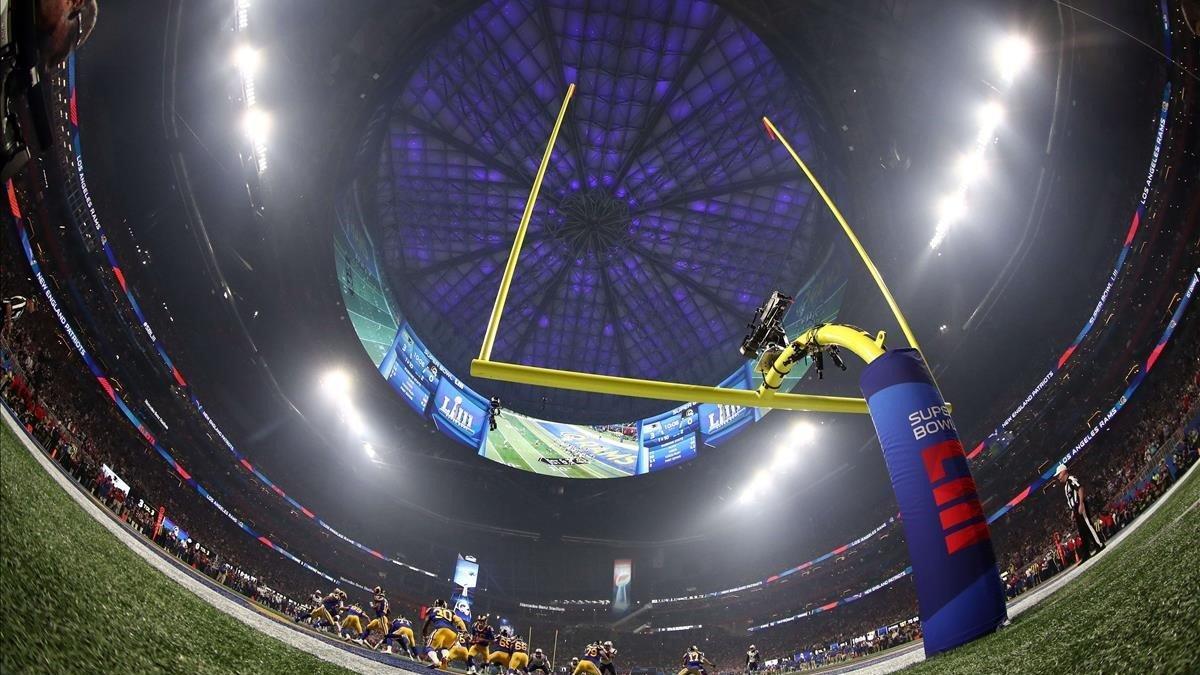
483, 414, 636, 479
903, 464, 1199, 674
3, 414, 1198, 674
0, 419, 352, 674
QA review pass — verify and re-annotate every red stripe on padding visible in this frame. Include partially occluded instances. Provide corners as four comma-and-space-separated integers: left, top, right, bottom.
175, 464, 191, 481
933, 476, 978, 506
939, 500, 984, 531
945, 521, 991, 555
921, 439, 965, 484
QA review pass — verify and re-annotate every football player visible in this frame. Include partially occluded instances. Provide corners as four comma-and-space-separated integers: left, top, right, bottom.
422, 599, 467, 668
745, 645, 760, 673
678, 646, 715, 675
467, 614, 495, 674
487, 626, 515, 673
379, 614, 417, 656
508, 635, 530, 674
442, 631, 472, 669
527, 648, 551, 675
573, 642, 603, 675
339, 602, 369, 644
310, 589, 345, 630
598, 640, 617, 675
362, 586, 391, 641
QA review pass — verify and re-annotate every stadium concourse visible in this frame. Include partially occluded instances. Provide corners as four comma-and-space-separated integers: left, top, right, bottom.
3, 0, 1200, 673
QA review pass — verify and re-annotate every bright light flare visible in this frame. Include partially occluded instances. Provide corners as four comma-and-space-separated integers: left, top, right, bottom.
363, 442, 377, 459
936, 191, 968, 224
343, 408, 367, 436
241, 107, 272, 143
233, 44, 260, 77
320, 369, 351, 398
773, 444, 798, 469
792, 420, 817, 446
976, 101, 1005, 141
954, 150, 986, 185
994, 34, 1033, 83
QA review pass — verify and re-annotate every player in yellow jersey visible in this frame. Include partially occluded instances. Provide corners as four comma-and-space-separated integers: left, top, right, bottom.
573, 642, 603, 675
378, 614, 417, 656
309, 589, 345, 631
488, 626, 515, 672
362, 586, 391, 642
444, 632, 471, 668
422, 599, 467, 667
467, 615, 495, 674
339, 603, 369, 644
508, 636, 530, 674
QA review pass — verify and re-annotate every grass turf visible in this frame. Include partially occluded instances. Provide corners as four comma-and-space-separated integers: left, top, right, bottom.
0, 420, 352, 674
904, 468, 1200, 674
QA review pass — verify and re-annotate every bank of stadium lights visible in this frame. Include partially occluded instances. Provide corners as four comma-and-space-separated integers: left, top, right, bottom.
740, 420, 817, 504
232, 0, 268, 174
235, 0, 250, 31
233, 44, 260, 78
929, 33, 1031, 250
240, 106, 271, 173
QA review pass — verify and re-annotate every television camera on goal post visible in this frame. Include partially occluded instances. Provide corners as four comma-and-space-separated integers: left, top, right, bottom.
469, 84, 1008, 657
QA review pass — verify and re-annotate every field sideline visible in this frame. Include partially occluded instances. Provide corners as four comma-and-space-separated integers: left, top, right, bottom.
3, 405, 1198, 673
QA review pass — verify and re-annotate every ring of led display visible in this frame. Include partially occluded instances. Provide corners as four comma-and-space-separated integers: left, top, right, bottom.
337, 0, 849, 477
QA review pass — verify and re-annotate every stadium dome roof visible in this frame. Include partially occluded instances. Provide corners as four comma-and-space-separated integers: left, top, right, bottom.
364, 0, 845, 423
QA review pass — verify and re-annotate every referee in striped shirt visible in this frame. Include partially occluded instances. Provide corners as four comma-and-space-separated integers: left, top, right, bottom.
1056, 464, 1104, 562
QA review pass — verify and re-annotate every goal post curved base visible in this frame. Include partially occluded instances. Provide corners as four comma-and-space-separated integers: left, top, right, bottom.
861, 349, 1007, 656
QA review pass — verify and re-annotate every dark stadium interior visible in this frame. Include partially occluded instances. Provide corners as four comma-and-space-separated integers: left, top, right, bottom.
1, 0, 1198, 672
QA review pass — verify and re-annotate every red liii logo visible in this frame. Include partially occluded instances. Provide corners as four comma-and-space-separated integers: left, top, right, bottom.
922, 440, 990, 554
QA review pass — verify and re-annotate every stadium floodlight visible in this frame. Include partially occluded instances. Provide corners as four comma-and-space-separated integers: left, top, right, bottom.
241, 107, 272, 143
320, 369, 351, 399
343, 408, 367, 436
363, 442, 376, 459
929, 222, 950, 250
955, 150, 987, 185
792, 420, 818, 446
233, 44, 260, 77
994, 34, 1033, 83
773, 444, 798, 469
936, 191, 968, 224
976, 101, 1005, 142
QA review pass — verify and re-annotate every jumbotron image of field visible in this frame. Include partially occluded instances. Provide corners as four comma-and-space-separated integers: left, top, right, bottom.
2, 1, 1199, 674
